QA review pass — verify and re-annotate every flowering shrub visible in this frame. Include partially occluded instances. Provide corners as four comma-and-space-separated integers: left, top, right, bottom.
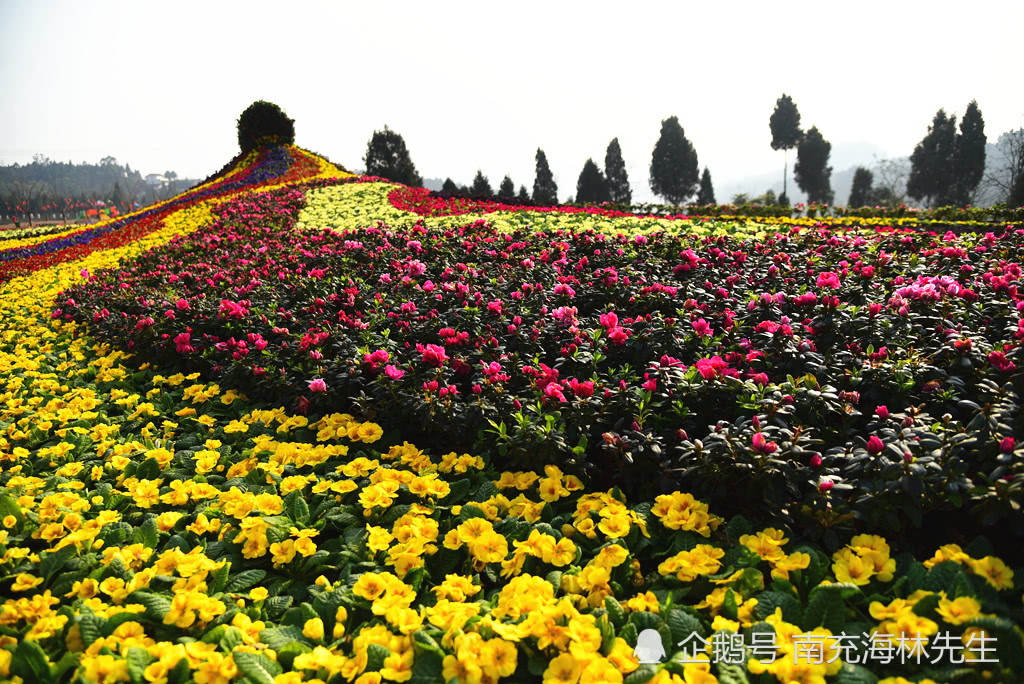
56, 181, 1024, 549
0, 145, 1021, 684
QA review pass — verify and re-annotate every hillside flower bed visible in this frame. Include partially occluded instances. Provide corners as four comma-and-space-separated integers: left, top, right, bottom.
0, 146, 1021, 684
55, 182, 1024, 552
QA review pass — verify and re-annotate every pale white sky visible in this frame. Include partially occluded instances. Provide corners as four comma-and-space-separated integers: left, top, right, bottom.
1, 0, 1022, 202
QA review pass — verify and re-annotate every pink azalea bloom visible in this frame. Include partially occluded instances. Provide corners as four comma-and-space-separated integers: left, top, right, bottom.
422, 344, 449, 367
384, 364, 405, 380
307, 378, 327, 393
875, 405, 889, 419
866, 435, 885, 455
1001, 437, 1016, 453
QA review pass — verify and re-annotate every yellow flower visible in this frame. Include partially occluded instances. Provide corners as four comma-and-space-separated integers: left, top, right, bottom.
936, 596, 982, 625
302, 617, 325, 641
249, 587, 269, 601
967, 555, 1014, 590
544, 653, 583, 684
12, 573, 44, 591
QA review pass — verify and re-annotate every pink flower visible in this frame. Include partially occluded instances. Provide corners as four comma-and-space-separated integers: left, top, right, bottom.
816, 271, 841, 289
752, 432, 777, 455
875, 405, 890, 420
307, 378, 327, 393
599, 311, 619, 329
80, 268, 89, 279
866, 435, 884, 455
819, 480, 834, 493
691, 318, 712, 337
422, 344, 449, 367
810, 454, 823, 468
868, 303, 882, 317
173, 332, 193, 354
553, 283, 576, 297
642, 378, 657, 392
384, 364, 405, 380
1001, 437, 1016, 453
567, 378, 595, 398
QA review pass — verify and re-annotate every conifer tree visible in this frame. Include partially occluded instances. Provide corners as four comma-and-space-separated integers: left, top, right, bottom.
769, 94, 802, 201
604, 138, 631, 204
497, 175, 515, 200
533, 149, 558, 205
953, 100, 986, 206
576, 158, 610, 204
848, 167, 874, 208
794, 126, 834, 205
649, 116, 700, 204
364, 126, 423, 186
471, 169, 493, 197
908, 109, 958, 207
517, 185, 530, 202
696, 167, 716, 205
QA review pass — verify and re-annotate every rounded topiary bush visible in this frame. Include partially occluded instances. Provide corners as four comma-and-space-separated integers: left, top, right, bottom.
237, 100, 295, 154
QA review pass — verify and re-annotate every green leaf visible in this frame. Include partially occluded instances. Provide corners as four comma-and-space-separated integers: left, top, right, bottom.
716, 662, 751, 684
232, 651, 282, 684
753, 590, 802, 624
129, 591, 172, 621
132, 516, 160, 548
605, 596, 626, 629
224, 569, 267, 593
0, 494, 25, 525
207, 561, 231, 594
78, 613, 105, 647
722, 588, 739, 621
802, 584, 844, 632
265, 595, 294, 621
284, 490, 310, 526
260, 625, 309, 651
447, 478, 473, 502
219, 627, 245, 653
623, 665, 657, 684
831, 663, 878, 684
11, 639, 50, 684
407, 650, 444, 684
366, 643, 390, 673
666, 607, 705, 644
125, 647, 153, 684
39, 545, 76, 582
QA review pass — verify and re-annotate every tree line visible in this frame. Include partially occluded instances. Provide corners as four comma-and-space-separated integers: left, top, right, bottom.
1, 155, 195, 224
364, 97, 1024, 210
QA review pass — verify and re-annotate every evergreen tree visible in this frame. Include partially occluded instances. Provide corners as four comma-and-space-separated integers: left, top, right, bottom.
471, 169, 493, 197
953, 100, 986, 206
1010, 171, 1024, 209
576, 158, 610, 204
907, 109, 957, 207
649, 116, 700, 205
794, 126, 834, 204
848, 167, 874, 207
497, 175, 515, 200
517, 185, 530, 202
696, 167, 716, 205
237, 100, 295, 154
769, 94, 803, 200
533, 149, 558, 205
441, 177, 459, 194
364, 126, 423, 186
604, 137, 631, 204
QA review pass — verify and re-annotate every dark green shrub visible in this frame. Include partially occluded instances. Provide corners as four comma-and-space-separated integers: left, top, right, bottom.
237, 100, 295, 154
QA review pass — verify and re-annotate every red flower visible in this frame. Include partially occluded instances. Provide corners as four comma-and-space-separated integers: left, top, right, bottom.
866, 436, 884, 455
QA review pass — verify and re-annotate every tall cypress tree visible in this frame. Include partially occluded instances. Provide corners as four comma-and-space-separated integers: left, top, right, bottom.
695, 167, 716, 205
364, 126, 423, 186
649, 116, 700, 205
848, 167, 874, 207
517, 185, 530, 202
604, 138, 631, 204
471, 170, 493, 197
576, 158, 610, 204
908, 109, 958, 207
497, 175, 515, 200
794, 126, 834, 204
533, 149, 558, 205
953, 100, 986, 206
769, 94, 803, 201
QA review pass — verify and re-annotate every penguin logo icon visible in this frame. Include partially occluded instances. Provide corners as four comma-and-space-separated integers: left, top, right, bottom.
633, 629, 666, 664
